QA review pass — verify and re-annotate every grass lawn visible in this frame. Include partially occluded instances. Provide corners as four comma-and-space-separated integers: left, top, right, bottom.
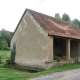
0, 50, 10, 62
0, 63, 80, 80
0, 50, 80, 80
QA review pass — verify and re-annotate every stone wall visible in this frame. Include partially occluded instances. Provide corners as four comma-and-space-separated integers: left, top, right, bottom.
44, 58, 75, 69
11, 12, 49, 69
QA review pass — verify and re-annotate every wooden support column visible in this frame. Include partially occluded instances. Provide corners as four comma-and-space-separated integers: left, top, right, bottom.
48, 36, 53, 61
66, 39, 71, 59
78, 41, 80, 57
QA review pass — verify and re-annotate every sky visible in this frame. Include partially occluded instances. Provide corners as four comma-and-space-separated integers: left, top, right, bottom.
0, 0, 80, 32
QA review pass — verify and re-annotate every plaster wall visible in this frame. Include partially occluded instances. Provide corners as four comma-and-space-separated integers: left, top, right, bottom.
11, 12, 49, 69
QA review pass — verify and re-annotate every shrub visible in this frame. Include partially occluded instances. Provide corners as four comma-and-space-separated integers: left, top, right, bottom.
10, 43, 16, 65
1, 38, 8, 50
62, 56, 67, 60
54, 55, 61, 61
6, 47, 10, 50
0, 56, 1, 63
56, 57, 61, 61
54, 55, 58, 60
3, 63, 7, 67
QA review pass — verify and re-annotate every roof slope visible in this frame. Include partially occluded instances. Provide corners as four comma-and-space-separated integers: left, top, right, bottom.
27, 9, 80, 39
12, 8, 80, 40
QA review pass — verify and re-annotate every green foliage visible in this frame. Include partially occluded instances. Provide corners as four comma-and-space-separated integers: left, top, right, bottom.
54, 55, 58, 60
62, 13, 71, 22
54, 56, 61, 61
6, 47, 10, 50
54, 56, 67, 61
0, 28, 13, 49
72, 18, 80, 28
55, 13, 61, 19
56, 57, 61, 61
1, 38, 8, 50
0, 50, 10, 63
11, 43, 16, 65
10, 32, 13, 37
0, 56, 1, 63
55, 12, 80, 29
0, 29, 11, 42
62, 56, 67, 60
0, 63, 80, 80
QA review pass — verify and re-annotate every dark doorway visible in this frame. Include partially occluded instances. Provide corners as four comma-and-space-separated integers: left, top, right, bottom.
70, 40, 78, 58
54, 37, 66, 58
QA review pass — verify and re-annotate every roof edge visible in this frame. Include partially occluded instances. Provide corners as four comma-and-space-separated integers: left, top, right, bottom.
11, 9, 27, 41
11, 8, 80, 41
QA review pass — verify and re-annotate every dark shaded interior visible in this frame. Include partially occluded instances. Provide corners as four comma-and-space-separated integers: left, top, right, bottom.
70, 40, 78, 58
54, 37, 66, 58
54, 37, 79, 59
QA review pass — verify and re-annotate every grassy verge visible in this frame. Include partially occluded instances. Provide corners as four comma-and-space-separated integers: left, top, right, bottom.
0, 63, 80, 80
29, 63, 80, 79
0, 50, 80, 80
0, 50, 10, 63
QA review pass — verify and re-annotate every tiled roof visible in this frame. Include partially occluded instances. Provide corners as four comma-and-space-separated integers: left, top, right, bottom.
11, 9, 80, 40
28, 9, 80, 39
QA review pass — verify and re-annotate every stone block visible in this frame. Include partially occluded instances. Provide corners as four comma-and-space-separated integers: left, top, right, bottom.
75, 57, 80, 63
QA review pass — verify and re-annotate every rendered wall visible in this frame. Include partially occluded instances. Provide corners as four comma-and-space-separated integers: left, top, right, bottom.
11, 12, 49, 69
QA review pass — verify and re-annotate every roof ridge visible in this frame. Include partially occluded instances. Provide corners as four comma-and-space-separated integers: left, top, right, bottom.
27, 8, 79, 30
11, 8, 80, 40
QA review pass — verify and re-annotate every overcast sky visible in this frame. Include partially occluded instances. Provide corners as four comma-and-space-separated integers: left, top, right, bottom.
0, 0, 80, 32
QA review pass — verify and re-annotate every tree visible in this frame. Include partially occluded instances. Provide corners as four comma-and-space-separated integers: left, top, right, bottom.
72, 19, 80, 28
55, 13, 61, 19
1, 38, 8, 50
62, 13, 71, 22
0, 29, 11, 47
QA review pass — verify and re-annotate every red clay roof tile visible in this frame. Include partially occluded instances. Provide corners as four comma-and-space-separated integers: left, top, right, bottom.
11, 9, 80, 40
28, 9, 80, 39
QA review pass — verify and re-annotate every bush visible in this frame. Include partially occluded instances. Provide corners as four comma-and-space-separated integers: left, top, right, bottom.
3, 63, 7, 67
1, 38, 8, 50
6, 47, 10, 50
0, 56, 1, 63
54, 55, 61, 61
56, 57, 61, 61
62, 56, 67, 60
10, 43, 16, 65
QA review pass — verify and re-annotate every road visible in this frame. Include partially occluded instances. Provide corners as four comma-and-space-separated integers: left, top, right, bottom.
30, 69, 80, 80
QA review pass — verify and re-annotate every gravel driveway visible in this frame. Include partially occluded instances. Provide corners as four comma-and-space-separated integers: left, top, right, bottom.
30, 69, 80, 80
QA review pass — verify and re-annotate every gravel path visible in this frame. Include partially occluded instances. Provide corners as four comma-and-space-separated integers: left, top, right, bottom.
30, 69, 80, 80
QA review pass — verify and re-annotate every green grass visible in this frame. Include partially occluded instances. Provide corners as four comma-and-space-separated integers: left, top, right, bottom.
0, 50, 10, 62
0, 50, 80, 80
0, 63, 80, 80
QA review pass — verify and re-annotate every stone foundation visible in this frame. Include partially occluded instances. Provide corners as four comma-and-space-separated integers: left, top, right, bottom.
75, 57, 80, 63
15, 58, 75, 71
44, 58, 75, 69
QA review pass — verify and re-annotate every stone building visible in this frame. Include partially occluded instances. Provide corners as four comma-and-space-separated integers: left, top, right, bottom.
11, 9, 80, 70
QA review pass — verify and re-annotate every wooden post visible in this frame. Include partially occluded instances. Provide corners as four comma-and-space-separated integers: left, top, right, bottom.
66, 39, 71, 59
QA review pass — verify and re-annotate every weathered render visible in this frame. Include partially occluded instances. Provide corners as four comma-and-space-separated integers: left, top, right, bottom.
11, 12, 50, 69
11, 9, 80, 70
